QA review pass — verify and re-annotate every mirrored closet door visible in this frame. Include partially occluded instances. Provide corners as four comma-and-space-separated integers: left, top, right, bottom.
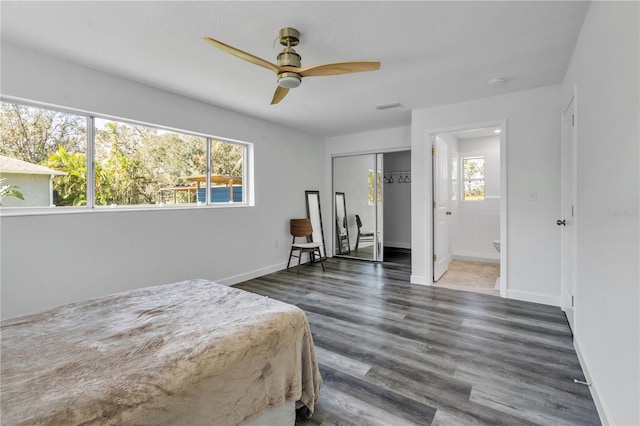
333, 154, 383, 261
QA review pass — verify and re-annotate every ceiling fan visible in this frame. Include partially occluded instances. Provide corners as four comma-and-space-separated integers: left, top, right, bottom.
203, 28, 381, 105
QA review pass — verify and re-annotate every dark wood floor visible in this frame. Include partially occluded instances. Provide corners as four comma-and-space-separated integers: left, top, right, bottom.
233, 249, 600, 425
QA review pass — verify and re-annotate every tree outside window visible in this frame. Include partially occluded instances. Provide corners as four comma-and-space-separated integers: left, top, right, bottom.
463, 157, 485, 201
1, 101, 247, 208
368, 170, 382, 204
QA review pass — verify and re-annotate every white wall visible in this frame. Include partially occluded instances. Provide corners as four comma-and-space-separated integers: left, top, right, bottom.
453, 136, 500, 261
411, 85, 562, 306
383, 150, 411, 249
0, 43, 324, 319
325, 126, 411, 255
561, 2, 639, 424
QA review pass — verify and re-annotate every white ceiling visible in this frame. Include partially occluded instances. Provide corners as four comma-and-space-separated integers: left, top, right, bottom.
1, 1, 589, 137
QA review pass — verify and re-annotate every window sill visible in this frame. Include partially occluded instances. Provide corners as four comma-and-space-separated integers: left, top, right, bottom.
0, 203, 253, 218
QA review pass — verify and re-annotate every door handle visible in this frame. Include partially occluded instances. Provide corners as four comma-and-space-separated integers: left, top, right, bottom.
446, 211, 452, 216
557, 219, 566, 226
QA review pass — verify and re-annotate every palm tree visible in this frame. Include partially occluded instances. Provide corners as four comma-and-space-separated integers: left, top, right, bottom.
0, 178, 24, 206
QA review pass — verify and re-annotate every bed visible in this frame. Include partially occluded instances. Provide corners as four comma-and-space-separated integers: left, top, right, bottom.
0, 279, 322, 425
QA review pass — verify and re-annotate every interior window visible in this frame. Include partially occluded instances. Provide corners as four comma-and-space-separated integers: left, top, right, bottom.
462, 156, 485, 201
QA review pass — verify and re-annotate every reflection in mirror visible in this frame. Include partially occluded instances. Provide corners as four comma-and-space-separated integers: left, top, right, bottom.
333, 154, 383, 261
335, 192, 350, 254
305, 190, 326, 259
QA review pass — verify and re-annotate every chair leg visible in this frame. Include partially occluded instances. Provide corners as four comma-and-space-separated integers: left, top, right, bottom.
287, 247, 294, 269
317, 248, 325, 271
356, 233, 360, 252
296, 248, 302, 273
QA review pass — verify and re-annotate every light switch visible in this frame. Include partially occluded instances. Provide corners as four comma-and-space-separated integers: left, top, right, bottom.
527, 190, 537, 202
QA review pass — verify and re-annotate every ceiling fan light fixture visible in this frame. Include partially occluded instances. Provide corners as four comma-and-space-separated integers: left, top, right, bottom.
277, 72, 301, 89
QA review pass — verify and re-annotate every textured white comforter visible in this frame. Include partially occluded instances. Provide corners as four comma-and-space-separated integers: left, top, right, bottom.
0, 280, 321, 425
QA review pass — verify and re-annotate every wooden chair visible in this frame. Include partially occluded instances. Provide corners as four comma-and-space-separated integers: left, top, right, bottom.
355, 214, 375, 252
287, 218, 325, 273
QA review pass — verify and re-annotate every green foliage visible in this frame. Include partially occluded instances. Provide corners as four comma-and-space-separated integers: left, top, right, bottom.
463, 157, 485, 200
368, 171, 382, 204
463, 157, 485, 180
2, 102, 244, 207
44, 146, 87, 206
0, 178, 24, 205
94, 120, 207, 205
1, 103, 86, 165
211, 140, 243, 176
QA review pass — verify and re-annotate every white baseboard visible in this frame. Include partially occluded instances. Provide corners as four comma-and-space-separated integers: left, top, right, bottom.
506, 289, 561, 307
452, 254, 500, 264
385, 241, 411, 249
574, 336, 611, 425
453, 249, 500, 262
410, 275, 430, 285
215, 262, 288, 286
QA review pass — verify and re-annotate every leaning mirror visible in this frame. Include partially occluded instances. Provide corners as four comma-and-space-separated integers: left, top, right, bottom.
305, 190, 326, 259
335, 192, 350, 254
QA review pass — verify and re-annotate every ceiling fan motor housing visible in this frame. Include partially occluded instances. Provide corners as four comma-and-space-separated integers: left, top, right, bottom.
277, 28, 302, 88
277, 48, 301, 67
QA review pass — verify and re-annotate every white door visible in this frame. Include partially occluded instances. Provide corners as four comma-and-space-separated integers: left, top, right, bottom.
433, 136, 450, 281
560, 97, 577, 332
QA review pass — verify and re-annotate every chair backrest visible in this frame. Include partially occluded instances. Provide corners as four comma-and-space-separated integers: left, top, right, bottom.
355, 214, 363, 229
290, 218, 313, 238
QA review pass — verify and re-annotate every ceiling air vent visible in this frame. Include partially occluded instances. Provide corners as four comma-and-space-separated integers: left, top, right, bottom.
375, 102, 403, 111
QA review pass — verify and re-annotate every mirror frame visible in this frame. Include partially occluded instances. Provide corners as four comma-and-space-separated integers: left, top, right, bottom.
335, 191, 351, 254
305, 190, 326, 259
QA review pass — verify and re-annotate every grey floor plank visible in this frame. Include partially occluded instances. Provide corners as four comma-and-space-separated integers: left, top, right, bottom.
233, 248, 600, 425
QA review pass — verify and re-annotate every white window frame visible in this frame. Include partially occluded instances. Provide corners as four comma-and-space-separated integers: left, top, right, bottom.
0, 98, 254, 215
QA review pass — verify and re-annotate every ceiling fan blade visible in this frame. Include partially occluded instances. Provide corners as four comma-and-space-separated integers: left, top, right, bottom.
271, 86, 290, 105
203, 36, 280, 74
297, 61, 380, 77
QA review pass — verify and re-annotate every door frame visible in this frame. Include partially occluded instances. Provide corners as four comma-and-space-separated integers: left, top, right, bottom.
427, 119, 508, 297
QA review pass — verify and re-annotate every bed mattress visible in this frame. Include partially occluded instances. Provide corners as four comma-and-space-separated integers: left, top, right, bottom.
0, 279, 321, 425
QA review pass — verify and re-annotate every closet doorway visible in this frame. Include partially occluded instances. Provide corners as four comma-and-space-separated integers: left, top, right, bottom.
333, 150, 411, 262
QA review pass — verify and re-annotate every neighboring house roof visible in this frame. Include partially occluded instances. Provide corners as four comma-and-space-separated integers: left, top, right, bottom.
0, 155, 66, 176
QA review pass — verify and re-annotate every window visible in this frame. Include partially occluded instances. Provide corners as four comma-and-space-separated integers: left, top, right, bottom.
93, 118, 208, 207
1, 103, 87, 207
462, 156, 485, 201
1, 100, 250, 210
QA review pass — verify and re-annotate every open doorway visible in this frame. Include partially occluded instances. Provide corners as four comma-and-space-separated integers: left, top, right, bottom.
431, 123, 506, 297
